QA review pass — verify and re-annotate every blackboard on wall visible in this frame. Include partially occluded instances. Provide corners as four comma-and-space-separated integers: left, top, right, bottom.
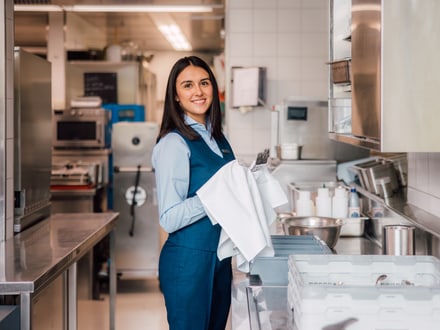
84, 72, 118, 104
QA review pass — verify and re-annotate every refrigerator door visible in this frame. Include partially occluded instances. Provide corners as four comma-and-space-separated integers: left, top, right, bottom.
113, 169, 159, 278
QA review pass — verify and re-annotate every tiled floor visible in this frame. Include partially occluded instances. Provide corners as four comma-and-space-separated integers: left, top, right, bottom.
78, 278, 168, 330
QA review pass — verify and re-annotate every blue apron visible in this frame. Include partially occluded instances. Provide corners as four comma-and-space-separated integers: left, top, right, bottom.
159, 132, 235, 330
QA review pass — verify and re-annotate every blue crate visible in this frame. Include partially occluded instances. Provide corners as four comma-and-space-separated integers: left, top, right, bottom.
102, 104, 145, 125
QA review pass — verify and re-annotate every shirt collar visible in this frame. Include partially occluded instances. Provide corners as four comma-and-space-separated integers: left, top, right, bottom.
184, 114, 212, 132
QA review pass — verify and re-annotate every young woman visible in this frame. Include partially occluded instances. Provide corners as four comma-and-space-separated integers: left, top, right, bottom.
152, 56, 235, 330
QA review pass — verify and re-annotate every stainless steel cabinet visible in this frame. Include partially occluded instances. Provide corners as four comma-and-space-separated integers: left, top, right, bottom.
329, 0, 440, 152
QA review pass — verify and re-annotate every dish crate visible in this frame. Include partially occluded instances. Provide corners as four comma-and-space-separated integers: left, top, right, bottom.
287, 255, 440, 330
249, 235, 332, 285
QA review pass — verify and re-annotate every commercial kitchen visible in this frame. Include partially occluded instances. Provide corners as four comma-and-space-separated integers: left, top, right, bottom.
2, 0, 440, 329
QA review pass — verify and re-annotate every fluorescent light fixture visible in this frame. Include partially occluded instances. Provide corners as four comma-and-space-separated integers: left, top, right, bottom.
158, 24, 192, 51
149, 13, 192, 51
14, 4, 63, 12
65, 5, 214, 13
14, 4, 218, 13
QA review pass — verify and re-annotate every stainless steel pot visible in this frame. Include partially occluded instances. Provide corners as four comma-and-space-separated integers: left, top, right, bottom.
382, 224, 415, 255
279, 216, 343, 248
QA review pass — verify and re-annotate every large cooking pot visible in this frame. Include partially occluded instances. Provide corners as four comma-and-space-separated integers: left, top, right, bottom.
279, 216, 343, 248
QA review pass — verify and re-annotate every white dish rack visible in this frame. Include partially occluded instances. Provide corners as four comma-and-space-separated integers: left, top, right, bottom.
287, 254, 440, 330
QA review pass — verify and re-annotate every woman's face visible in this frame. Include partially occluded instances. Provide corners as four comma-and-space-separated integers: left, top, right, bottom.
175, 65, 213, 125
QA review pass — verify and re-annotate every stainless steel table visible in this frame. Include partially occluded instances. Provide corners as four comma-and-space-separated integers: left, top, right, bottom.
0, 212, 119, 330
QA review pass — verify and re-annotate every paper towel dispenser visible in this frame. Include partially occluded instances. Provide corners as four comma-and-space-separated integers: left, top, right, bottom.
231, 66, 266, 108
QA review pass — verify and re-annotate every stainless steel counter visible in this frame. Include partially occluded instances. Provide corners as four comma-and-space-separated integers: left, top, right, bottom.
0, 212, 119, 330
333, 234, 382, 255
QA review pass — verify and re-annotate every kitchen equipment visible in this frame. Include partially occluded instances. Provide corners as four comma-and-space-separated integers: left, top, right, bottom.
270, 97, 369, 161
50, 160, 107, 216
66, 61, 157, 122
51, 161, 102, 187
382, 224, 416, 255
112, 121, 160, 278
351, 158, 399, 198
112, 122, 158, 168
14, 47, 52, 233
279, 216, 343, 248
52, 149, 111, 186
52, 107, 111, 149
387, 153, 408, 188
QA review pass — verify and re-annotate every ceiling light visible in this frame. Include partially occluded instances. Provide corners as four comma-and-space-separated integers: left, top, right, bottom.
158, 25, 192, 51
14, 4, 63, 12
149, 13, 192, 51
14, 4, 219, 13
68, 5, 214, 13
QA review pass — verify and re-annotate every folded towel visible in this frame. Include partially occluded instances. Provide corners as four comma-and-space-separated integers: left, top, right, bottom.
197, 160, 288, 272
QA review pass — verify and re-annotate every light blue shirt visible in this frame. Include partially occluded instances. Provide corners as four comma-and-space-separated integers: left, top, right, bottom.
152, 115, 223, 233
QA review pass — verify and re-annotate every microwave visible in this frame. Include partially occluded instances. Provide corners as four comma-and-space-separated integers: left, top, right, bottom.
53, 108, 111, 149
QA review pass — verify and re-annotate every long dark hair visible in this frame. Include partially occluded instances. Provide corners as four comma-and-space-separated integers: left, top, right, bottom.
156, 56, 223, 142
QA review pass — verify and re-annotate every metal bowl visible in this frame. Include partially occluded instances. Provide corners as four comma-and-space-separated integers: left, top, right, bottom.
279, 216, 343, 248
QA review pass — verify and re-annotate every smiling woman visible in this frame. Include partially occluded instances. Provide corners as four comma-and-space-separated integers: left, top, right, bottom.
152, 56, 235, 329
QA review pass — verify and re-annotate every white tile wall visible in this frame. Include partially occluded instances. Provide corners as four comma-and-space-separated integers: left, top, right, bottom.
407, 152, 440, 217
224, 1, 440, 220
225, 0, 329, 162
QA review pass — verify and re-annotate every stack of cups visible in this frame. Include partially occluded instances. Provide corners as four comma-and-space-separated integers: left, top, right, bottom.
316, 187, 332, 217
296, 191, 314, 216
332, 186, 348, 218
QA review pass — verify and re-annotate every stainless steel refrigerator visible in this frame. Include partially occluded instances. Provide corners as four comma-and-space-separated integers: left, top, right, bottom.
111, 121, 160, 278
14, 47, 52, 233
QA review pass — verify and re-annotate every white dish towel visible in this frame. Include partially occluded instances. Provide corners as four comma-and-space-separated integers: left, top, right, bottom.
197, 160, 288, 272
